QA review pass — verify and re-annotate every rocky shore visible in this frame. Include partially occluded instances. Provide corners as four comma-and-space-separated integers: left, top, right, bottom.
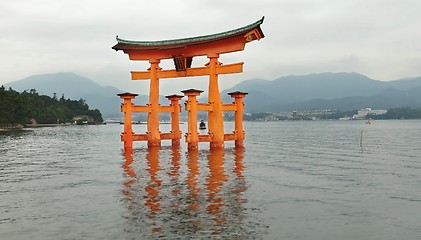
0, 123, 23, 132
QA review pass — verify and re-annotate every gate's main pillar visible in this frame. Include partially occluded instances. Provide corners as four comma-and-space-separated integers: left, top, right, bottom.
148, 59, 161, 147
207, 54, 224, 149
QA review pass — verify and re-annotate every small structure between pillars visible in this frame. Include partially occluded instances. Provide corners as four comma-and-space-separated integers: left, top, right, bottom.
182, 89, 248, 149
113, 17, 264, 150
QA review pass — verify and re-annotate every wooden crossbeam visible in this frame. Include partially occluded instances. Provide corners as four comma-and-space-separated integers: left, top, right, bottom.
224, 133, 237, 141
133, 105, 152, 112
131, 62, 243, 80
132, 105, 175, 113
132, 134, 149, 141
185, 103, 212, 111
159, 106, 173, 113
197, 103, 213, 111
185, 103, 237, 112
221, 104, 237, 111
128, 132, 177, 141
160, 132, 175, 140
199, 134, 211, 142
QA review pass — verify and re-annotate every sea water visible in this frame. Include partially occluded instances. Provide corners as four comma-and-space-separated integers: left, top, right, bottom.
1, 120, 420, 239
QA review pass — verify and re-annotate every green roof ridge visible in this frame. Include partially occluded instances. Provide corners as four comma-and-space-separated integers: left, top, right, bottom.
116, 17, 264, 46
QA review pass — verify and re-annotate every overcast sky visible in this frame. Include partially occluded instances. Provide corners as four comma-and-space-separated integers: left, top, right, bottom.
1, 0, 421, 95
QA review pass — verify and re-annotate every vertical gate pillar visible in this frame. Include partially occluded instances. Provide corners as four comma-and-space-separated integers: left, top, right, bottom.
118, 92, 138, 151
228, 91, 248, 147
207, 54, 225, 149
165, 94, 184, 146
182, 89, 203, 149
148, 59, 161, 147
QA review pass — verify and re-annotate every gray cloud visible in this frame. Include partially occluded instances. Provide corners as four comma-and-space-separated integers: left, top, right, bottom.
1, 0, 421, 94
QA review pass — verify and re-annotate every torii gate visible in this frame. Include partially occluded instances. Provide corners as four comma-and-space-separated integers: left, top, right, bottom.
113, 17, 264, 150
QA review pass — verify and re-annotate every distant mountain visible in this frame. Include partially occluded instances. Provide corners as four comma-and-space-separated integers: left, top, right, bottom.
3, 72, 152, 116
284, 86, 421, 111
385, 76, 421, 90
222, 72, 421, 112
6, 72, 421, 115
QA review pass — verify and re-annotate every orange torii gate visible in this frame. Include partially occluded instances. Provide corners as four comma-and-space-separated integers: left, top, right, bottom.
113, 17, 264, 150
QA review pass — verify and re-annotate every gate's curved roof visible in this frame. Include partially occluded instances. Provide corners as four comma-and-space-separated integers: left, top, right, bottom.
112, 17, 264, 51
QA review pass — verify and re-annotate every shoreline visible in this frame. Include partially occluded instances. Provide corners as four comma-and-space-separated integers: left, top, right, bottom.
25, 123, 73, 128
1, 123, 105, 131
0, 124, 23, 132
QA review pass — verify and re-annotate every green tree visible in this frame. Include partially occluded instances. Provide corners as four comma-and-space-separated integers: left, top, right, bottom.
0, 87, 103, 125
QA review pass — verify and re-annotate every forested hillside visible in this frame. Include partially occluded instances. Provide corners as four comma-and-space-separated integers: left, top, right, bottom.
0, 86, 103, 125
4, 72, 125, 116
221, 72, 421, 112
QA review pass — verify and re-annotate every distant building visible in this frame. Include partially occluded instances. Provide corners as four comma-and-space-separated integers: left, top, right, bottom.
292, 111, 298, 119
352, 108, 387, 120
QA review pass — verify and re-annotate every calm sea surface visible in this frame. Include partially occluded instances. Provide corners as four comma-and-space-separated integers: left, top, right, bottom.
1, 120, 420, 239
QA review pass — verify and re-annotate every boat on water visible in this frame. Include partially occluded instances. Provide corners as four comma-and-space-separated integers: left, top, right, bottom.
199, 120, 206, 130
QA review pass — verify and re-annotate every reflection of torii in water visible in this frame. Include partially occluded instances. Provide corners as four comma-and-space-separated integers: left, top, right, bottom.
121, 147, 264, 238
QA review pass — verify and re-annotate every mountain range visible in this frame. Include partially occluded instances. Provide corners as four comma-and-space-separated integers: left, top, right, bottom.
4, 72, 421, 116
221, 72, 421, 112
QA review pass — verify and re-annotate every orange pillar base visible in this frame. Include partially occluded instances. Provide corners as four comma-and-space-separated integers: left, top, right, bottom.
188, 143, 198, 150
148, 141, 161, 147
172, 139, 180, 146
210, 141, 225, 149
235, 140, 244, 148
123, 133, 134, 151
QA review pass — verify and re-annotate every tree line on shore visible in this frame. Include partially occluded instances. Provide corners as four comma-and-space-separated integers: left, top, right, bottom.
226, 107, 421, 121
0, 86, 103, 125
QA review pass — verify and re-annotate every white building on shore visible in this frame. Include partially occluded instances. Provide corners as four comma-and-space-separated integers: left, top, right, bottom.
352, 108, 387, 120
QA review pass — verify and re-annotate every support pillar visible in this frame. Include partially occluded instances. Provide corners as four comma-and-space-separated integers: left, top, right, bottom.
165, 94, 184, 146
118, 92, 138, 151
148, 59, 161, 147
228, 91, 248, 147
207, 54, 225, 149
182, 89, 203, 150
